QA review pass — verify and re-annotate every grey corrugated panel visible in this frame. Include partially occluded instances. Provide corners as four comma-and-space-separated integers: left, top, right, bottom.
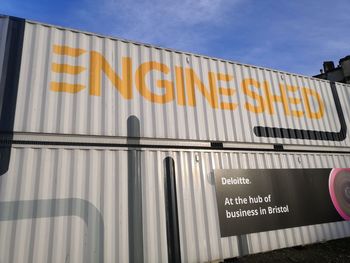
11, 21, 350, 147
1, 146, 350, 262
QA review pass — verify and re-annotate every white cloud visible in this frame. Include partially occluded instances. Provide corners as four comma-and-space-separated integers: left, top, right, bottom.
82, 0, 243, 52
101, 0, 238, 25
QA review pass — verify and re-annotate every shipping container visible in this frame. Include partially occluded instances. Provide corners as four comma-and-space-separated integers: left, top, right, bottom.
0, 145, 350, 263
1, 15, 350, 263
0, 16, 350, 149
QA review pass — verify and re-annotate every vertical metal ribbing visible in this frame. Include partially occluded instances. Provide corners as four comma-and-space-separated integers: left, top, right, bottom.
127, 116, 144, 263
237, 235, 249, 257
0, 198, 104, 263
0, 16, 25, 176
164, 157, 181, 263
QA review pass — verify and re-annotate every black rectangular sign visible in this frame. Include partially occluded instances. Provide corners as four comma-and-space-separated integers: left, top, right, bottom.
214, 169, 348, 237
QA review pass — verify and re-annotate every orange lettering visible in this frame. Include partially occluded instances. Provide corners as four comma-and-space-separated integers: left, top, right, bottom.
302, 87, 324, 119
175, 66, 186, 105
285, 85, 303, 117
135, 62, 174, 103
51, 63, 86, 74
262, 81, 280, 114
208, 72, 237, 110
185, 68, 218, 108
242, 78, 266, 113
89, 51, 133, 98
50, 82, 85, 93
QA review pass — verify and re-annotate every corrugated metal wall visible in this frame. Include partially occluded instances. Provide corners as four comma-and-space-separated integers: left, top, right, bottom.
1, 145, 350, 263
2, 16, 350, 263
13, 21, 350, 148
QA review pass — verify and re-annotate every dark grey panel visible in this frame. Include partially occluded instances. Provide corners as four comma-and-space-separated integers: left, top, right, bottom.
0, 16, 25, 176
164, 156, 181, 263
214, 168, 343, 237
127, 116, 144, 263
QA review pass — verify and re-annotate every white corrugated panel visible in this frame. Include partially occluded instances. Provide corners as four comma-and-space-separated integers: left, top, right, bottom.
0, 147, 137, 263
1, 146, 350, 262
13, 21, 350, 147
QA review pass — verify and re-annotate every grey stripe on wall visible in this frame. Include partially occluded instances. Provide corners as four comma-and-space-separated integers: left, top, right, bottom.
0, 198, 104, 263
127, 115, 144, 263
164, 156, 182, 263
0, 16, 25, 175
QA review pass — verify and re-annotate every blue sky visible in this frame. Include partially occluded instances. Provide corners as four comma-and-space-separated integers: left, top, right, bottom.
1, 0, 350, 76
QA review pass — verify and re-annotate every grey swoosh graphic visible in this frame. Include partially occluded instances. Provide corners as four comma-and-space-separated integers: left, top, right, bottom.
0, 198, 104, 263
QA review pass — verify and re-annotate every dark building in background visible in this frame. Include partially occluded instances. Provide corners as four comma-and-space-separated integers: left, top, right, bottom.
314, 56, 350, 84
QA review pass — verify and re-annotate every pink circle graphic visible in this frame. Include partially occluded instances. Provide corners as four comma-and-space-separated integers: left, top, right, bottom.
329, 168, 350, 220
